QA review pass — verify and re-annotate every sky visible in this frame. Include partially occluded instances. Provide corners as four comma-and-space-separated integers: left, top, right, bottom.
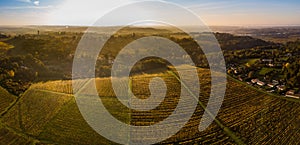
0, 0, 299, 26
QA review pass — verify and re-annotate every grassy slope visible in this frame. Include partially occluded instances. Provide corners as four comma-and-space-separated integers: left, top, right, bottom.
0, 125, 34, 145
0, 86, 38, 144
0, 68, 299, 144
1, 88, 73, 138
0, 86, 16, 114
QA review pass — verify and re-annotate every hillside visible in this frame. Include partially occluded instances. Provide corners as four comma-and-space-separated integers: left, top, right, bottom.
0, 26, 278, 96
0, 68, 299, 144
0, 86, 16, 114
215, 32, 274, 50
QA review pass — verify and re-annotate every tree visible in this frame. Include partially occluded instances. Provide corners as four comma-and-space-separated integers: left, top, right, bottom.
7, 70, 14, 77
248, 71, 255, 79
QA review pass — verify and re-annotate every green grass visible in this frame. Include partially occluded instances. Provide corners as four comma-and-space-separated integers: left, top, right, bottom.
0, 41, 14, 50
280, 57, 289, 62
259, 67, 275, 76
243, 58, 260, 66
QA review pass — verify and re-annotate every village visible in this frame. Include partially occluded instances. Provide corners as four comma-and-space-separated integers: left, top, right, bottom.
227, 55, 300, 99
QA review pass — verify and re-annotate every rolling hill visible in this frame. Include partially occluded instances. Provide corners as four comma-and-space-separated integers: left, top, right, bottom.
0, 68, 299, 144
0, 86, 16, 114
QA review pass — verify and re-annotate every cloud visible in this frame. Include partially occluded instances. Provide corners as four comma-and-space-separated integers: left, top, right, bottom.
33, 1, 40, 6
1, 5, 53, 10
186, 1, 241, 10
48, 0, 136, 26
17, 0, 31, 3
17, 0, 39, 6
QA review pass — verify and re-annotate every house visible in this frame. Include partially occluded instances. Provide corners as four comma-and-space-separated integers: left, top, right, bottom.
276, 85, 285, 91
257, 81, 266, 86
286, 94, 300, 99
272, 80, 279, 84
238, 76, 243, 81
267, 63, 275, 67
261, 59, 273, 63
267, 80, 279, 88
286, 90, 295, 95
285, 53, 292, 57
267, 83, 278, 88
20, 66, 29, 70
285, 90, 300, 99
251, 79, 259, 84
234, 69, 239, 74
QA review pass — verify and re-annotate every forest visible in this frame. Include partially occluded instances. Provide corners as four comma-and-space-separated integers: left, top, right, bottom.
0, 27, 298, 96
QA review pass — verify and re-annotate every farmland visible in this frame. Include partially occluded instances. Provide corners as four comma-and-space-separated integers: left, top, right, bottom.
0, 125, 34, 145
215, 77, 300, 144
0, 68, 299, 144
0, 86, 16, 114
1, 89, 73, 136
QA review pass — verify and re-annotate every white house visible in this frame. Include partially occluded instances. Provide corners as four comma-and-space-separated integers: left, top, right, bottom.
276, 85, 285, 91
257, 81, 266, 86
251, 79, 259, 84
285, 90, 300, 99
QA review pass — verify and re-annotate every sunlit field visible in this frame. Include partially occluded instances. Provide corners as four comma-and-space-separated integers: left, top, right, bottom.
0, 67, 299, 144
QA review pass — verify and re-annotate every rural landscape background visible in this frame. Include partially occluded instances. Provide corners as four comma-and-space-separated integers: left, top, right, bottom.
1, 0, 300, 145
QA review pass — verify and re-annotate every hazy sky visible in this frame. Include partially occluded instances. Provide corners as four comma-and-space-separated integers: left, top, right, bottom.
0, 0, 299, 26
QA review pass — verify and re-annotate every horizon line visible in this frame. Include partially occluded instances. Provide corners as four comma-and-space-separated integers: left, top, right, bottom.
1, 24, 300, 28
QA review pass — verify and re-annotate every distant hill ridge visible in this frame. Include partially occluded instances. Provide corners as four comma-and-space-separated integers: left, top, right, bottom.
215, 32, 274, 50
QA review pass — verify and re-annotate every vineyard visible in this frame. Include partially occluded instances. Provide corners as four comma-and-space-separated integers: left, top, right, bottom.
218, 80, 300, 144
0, 125, 34, 145
0, 68, 299, 144
31, 80, 73, 94
0, 86, 16, 114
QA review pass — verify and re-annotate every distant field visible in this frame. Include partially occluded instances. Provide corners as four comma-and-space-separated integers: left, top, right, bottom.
0, 68, 299, 144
